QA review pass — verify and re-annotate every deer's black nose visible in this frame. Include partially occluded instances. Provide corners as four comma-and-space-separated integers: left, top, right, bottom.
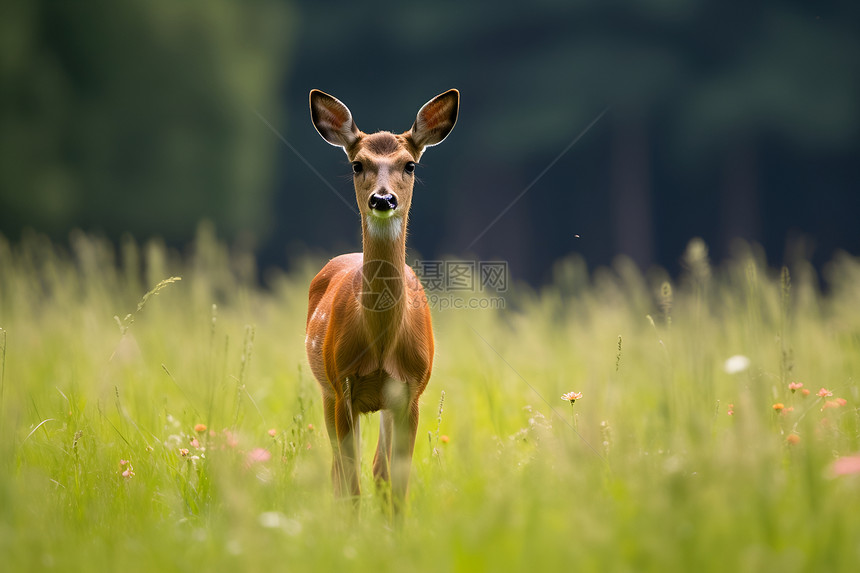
369, 192, 397, 211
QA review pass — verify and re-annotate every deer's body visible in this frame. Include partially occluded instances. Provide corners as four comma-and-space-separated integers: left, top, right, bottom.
306, 90, 458, 510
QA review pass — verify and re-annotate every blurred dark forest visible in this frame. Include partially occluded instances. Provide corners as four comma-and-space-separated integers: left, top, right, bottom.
2, 0, 859, 285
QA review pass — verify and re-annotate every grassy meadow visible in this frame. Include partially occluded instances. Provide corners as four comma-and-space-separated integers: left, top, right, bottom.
1, 228, 859, 572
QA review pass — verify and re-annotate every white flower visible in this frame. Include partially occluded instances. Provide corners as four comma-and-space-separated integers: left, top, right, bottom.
724, 355, 750, 374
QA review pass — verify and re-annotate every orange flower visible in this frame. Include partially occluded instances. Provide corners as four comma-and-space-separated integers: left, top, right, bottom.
727, 403, 734, 416
818, 388, 833, 398
822, 400, 844, 411
194, 423, 207, 433
772, 403, 785, 412
786, 434, 801, 445
440, 435, 450, 444
788, 382, 803, 393
836, 398, 847, 406
801, 389, 810, 396
561, 391, 583, 404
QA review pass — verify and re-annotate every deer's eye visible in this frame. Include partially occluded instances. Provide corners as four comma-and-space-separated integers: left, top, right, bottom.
404, 162, 416, 174
352, 162, 363, 174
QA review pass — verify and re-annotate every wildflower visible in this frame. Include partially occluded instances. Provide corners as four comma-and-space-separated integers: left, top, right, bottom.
818, 388, 833, 398
788, 382, 803, 393
786, 434, 801, 445
268, 428, 277, 437
831, 455, 860, 477
247, 448, 271, 464
836, 398, 847, 406
724, 355, 750, 374
785, 406, 794, 412
224, 430, 238, 448
561, 391, 583, 404
440, 435, 450, 444
822, 400, 844, 411
727, 404, 734, 416
194, 423, 207, 433
801, 389, 810, 396
772, 403, 785, 412
120, 459, 134, 478
179, 448, 190, 457
307, 424, 314, 431
189, 438, 200, 449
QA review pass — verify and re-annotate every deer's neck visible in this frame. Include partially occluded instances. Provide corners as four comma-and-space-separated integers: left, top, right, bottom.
360, 215, 408, 345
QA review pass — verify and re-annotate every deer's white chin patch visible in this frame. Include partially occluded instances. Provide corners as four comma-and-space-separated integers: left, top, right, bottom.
365, 214, 403, 241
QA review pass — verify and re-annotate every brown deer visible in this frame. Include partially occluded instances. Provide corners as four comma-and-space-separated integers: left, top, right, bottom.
306, 89, 459, 511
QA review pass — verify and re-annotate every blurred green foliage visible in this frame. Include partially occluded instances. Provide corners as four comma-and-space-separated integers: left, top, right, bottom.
0, 0, 292, 244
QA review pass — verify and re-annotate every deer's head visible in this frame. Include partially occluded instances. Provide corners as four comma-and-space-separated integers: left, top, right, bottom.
310, 89, 459, 240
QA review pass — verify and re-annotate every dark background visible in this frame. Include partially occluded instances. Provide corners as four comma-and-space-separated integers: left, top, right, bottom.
2, 0, 858, 284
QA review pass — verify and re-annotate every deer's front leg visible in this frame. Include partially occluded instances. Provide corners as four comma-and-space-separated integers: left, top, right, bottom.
331, 379, 361, 503
322, 393, 346, 497
390, 400, 419, 514
373, 409, 394, 484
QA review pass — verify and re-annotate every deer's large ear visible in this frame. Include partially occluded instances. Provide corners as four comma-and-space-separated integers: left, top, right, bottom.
310, 90, 360, 150
408, 89, 459, 153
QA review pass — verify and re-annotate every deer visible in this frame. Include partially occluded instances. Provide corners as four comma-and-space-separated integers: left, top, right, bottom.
306, 88, 459, 513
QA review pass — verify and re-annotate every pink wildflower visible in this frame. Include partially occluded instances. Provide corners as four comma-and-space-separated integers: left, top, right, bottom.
268, 428, 277, 437
831, 456, 860, 477
189, 437, 200, 448
561, 391, 583, 404
122, 468, 135, 478
818, 388, 833, 398
801, 389, 810, 396
246, 448, 271, 464
727, 403, 734, 416
223, 430, 238, 448
786, 434, 801, 445
119, 459, 129, 466
788, 382, 803, 393
179, 448, 190, 457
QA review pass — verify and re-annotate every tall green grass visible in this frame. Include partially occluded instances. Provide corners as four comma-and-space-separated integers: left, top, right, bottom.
1, 228, 859, 572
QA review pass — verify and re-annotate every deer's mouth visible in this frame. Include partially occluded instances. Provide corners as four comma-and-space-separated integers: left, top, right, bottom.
369, 208, 396, 219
